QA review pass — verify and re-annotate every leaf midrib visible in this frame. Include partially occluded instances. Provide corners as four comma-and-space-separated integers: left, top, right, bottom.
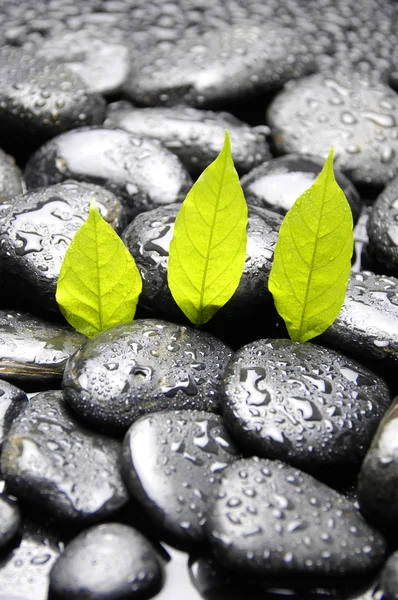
93, 212, 103, 332
296, 171, 329, 340
198, 155, 228, 320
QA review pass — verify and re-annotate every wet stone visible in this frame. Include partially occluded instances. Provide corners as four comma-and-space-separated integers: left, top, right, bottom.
122, 410, 240, 547
221, 338, 390, 472
0, 310, 84, 388
379, 550, 398, 600
63, 319, 233, 432
267, 72, 398, 192
122, 204, 282, 345
105, 104, 271, 177
0, 496, 20, 550
24, 127, 192, 223
124, 23, 314, 107
205, 457, 387, 577
0, 148, 25, 203
0, 516, 63, 600
0, 46, 106, 154
35, 30, 131, 96
49, 522, 164, 600
357, 397, 398, 531
1, 390, 129, 521
241, 153, 361, 221
319, 271, 398, 374
366, 176, 398, 277
0, 180, 124, 313
0, 380, 27, 450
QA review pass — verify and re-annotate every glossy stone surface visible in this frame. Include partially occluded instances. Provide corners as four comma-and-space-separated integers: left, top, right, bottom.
0, 180, 124, 312
105, 104, 270, 177
357, 397, 398, 530
0, 148, 25, 203
1, 390, 128, 521
222, 339, 390, 471
125, 23, 314, 107
205, 457, 387, 577
241, 154, 361, 221
24, 127, 192, 222
49, 523, 164, 599
35, 30, 131, 96
0, 379, 27, 449
0, 496, 20, 550
367, 176, 398, 276
379, 550, 398, 600
122, 410, 240, 546
319, 271, 398, 373
63, 319, 232, 431
0, 311, 84, 388
267, 72, 398, 192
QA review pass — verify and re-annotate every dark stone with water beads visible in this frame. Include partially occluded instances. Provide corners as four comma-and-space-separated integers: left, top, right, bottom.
122, 410, 240, 547
0, 180, 124, 313
205, 457, 387, 577
366, 175, 398, 277
221, 338, 390, 472
379, 550, 398, 600
357, 396, 398, 531
0, 148, 25, 203
267, 72, 398, 192
62, 319, 232, 432
319, 270, 398, 374
0, 380, 27, 450
241, 153, 361, 221
23, 127, 193, 223
124, 22, 314, 107
105, 104, 271, 177
1, 390, 129, 521
49, 523, 164, 600
0, 310, 84, 387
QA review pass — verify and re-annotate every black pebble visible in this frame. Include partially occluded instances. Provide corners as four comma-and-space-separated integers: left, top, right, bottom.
1, 390, 129, 522
0, 148, 25, 202
0, 379, 27, 449
267, 72, 398, 193
49, 522, 164, 600
367, 176, 398, 277
105, 104, 271, 177
0, 495, 20, 550
379, 550, 398, 600
221, 338, 390, 472
63, 319, 232, 432
205, 457, 387, 577
122, 410, 240, 547
24, 127, 192, 223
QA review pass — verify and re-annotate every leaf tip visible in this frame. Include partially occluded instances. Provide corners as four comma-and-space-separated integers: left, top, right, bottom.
90, 197, 97, 212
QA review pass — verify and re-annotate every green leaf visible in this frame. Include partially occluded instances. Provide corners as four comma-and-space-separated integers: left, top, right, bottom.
268, 147, 354, 342
167, 131, 248, 327
56, 199, 142, 337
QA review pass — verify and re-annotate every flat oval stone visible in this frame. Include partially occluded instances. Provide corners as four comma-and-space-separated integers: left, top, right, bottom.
0, 310, 84, 388
357, 397, 398, 530
124, 23, 314, 107
0, 517, 63, 600
205, 457, 387, 577
105, 104, 271, 177
0, 148, 25, 203
379, 550, 398, 600
241, 154, 361, 221
0, 47, 105, 153
63, 319, 232, 432
24, 127, 192, 222
267, 72, 398, 192
122, 204, 282, 345
122, 410, 240, 546
221, 339, 390, 471
35, 30, 131, 95
49, 523, 164, 600
367, 176, 398, 276
319, 271, 398, 374
0, 380, 27, 449
0, 495, 20, 550
1, 390, 129, 521
0, 180, 124, 312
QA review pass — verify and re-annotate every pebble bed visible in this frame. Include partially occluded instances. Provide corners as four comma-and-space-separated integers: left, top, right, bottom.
0, 1, 397, 599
